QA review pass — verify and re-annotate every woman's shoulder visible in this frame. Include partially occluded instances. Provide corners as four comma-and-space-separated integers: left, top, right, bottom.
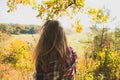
68, 46, 77, 59
69, 47, 76, 54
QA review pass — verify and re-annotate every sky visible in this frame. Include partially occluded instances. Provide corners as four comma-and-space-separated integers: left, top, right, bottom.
0, 0, 120, 32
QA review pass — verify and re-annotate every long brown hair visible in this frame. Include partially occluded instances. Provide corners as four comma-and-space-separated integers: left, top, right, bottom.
33, 20, 70, 71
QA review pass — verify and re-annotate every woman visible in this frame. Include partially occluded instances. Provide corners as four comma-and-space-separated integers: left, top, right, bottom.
33, 20, 77, 80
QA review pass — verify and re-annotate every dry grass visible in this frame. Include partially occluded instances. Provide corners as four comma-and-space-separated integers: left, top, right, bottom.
12, 33, 88, 56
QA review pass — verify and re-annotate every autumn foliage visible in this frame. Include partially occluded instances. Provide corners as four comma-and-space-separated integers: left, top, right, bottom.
0, 0, 119, 80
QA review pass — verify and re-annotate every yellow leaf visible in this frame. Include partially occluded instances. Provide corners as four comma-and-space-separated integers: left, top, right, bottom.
75, 0, 85, 7
98, 8, 103, 13
16, 0, 22, 4
76, 25, 82, 33
99, 51, 105, 57
101, 15, 108, 23
92, 16, 98, 22
32, 0, 37, 5
59, 0, 64, 3
25, 0, 30, 5
88, 8, 97, 15
43, 0, 55, 4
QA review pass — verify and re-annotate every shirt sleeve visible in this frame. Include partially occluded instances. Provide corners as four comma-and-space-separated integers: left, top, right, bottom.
63, 47, 77, 77
69, 47, 77, 73
69, 47, 77, 63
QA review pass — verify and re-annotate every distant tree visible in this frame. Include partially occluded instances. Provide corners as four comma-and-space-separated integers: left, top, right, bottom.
0, 24, 9, 33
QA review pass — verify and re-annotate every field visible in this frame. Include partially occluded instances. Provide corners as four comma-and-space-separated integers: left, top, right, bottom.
0, 32, 88, 80
11, 33, 88, 56
0, 30, 120, 80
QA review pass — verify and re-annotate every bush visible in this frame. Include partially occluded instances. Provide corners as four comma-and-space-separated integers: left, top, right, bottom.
3, 39, 32, 69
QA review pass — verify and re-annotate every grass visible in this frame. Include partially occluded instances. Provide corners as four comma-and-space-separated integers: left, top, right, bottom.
0, 33, 89, 80
11, 33, 88, 57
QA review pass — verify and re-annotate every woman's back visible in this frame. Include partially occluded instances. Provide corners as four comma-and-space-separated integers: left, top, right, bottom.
33, 20, 77, 80
35, 47, 77, 80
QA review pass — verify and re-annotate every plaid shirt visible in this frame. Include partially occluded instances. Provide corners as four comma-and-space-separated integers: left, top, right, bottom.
35, 47, 77, 80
